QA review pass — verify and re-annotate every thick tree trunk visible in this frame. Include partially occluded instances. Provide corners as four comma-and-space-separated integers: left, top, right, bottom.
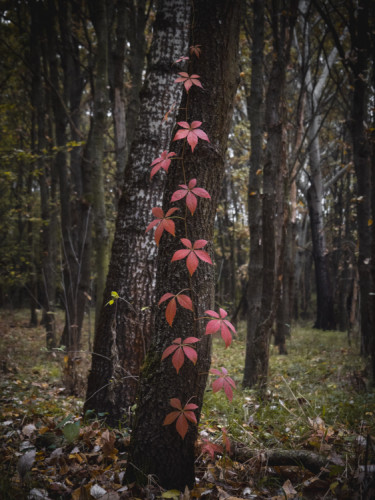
85, 0, 191, 424
126, 0, 240, 490
349, 1, 373, 369
243, 0, 264, 387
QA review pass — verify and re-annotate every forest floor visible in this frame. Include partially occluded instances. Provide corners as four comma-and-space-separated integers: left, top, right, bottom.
0, 309, 374, 500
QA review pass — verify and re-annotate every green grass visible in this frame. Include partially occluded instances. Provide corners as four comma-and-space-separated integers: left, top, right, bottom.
202, 323, 374, 452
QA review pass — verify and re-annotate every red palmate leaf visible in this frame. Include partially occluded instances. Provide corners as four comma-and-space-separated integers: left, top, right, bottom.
171, 238, 212, 275
171, 178, 211, 215
189, 45, 201, 58
145, 207, 179, 246
204, 307, 236, 347
158, 292, 193, 326
210, 367, 236, 402
174, 72, 203, 93
150, 151, 176, 178
174, 55, 189, 64
161, 337, 199, 373
201, 439, 223, 460
163, 398, 198, 439
172, 121, 209, 152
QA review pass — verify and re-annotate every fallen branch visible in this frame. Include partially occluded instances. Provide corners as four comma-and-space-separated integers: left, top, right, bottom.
231, 443, 333, 476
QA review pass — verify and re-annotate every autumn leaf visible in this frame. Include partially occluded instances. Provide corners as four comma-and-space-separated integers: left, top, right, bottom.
145, 207, 179, 246
173, 121, 209, 152
161, 337, 200, 373
174, 55, 189, 64
174, 72, 203, 93
204, 308, 236, 347
200, 438, 223, 460
171, 178, 211, 215
171, 238, 212, 275
150, 151, 176, 178
210, 367, 236, 402
163, 398, 198, 439
189, 45, 201, 58
158, 292, 193, 326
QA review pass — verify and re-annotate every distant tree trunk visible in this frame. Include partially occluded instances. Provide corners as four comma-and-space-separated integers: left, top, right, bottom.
126, 0, 240, 489
45, 0, 92, 393
243, 0, 265, 387
88, 0, 110, 322
29, 1, 57, 348
315, 0, 374, 380
85, 0, 191, 424
300, 0, 337, 330
248, 0, 298, 388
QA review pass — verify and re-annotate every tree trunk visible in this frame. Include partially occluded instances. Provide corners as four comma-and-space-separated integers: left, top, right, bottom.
85, 0, 191, 424
29, 1, 57, 348
88, 0, 110, 322
126, 0, 240, 490
243, 0, 264, 387
349, 1, 373, 370
249, 0, 298, 388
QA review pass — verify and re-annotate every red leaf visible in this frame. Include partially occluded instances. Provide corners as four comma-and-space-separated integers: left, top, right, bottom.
182, 346, 197, 365
193, 239, 208, 249
176, 414, 188, 439
163, 411, 180, 425
194, 250, 212, 265
176, 294, 193, 310
165, 297, 177, 326
163, 399, 197, 439
186, 251, 199, 275
186, 191, 197, 214
172, 121, 210, 152
162, 337, 198, 373
201, 439, 223, 460
210, 368, 236, 402
172, 347, 185, 373
175, 72, 203, 93
189, 45, 201, 58
170, 398, 182, 410
158, 293, 174, 305
171, 249, 190, 261
184, 411, 197, 424
204, 308, 236, 347
146, 207, 178, 246
150, 151, 176, 179
205, 319, 221, 335
161, 343, 178, 360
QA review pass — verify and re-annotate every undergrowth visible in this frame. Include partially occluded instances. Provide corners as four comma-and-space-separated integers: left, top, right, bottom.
1, 310, 374, 499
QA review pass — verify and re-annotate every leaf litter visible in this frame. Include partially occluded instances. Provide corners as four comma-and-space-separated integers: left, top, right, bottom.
1, 311, 374, 499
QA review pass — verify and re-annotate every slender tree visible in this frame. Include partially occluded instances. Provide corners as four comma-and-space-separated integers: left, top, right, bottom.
243, 0, 265, 386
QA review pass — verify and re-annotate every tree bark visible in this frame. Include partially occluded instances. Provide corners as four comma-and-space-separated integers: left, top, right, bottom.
126, 0, 240, 490
85, 0, 191, 424
243, 0, 265, 387
249, 0, 298, 388
88, 0, 110, 322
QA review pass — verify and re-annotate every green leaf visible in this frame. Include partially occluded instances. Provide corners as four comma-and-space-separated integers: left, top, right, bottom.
161, 490, 181, 499
111, 291, 119, 298
62, 421, 80, 443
